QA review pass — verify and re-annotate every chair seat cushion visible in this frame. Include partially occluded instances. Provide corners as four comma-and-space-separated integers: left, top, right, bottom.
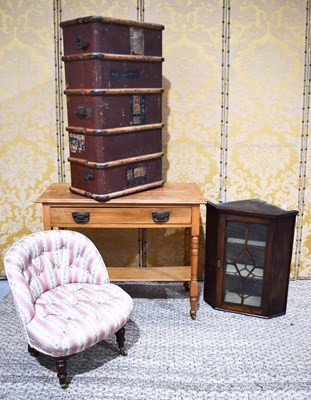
26, 283, 133, 357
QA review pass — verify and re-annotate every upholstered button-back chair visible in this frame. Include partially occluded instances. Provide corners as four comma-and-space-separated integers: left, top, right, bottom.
4, 230, 133, 388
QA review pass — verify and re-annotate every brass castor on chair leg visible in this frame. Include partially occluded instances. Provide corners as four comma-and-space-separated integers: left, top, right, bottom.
119, 347, 128, 356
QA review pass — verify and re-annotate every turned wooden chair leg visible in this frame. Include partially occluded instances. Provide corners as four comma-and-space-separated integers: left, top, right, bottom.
28, 345, 40, 357
29, 346, 68, 388
115, 327, 127, 356
55, 357, 68, 389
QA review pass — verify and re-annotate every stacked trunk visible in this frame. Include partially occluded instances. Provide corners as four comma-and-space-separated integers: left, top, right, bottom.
60, 16, 164, 201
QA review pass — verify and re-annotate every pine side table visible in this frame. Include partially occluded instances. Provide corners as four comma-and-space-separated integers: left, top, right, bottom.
36, 182, 205, 319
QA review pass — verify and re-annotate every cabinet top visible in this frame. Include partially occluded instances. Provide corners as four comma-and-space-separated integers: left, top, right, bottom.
206, 199, 298, 218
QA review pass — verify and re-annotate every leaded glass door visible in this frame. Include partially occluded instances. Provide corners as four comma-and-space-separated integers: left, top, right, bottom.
222, 221, 267, 308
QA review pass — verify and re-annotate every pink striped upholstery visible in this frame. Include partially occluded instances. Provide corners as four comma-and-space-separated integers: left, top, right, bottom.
4, 230, 133, 357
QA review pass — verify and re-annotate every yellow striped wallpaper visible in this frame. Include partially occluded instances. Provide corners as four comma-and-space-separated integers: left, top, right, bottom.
0, 0, 310, 278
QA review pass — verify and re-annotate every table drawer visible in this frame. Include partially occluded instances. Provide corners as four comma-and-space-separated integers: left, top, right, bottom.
49, 206, 192, 227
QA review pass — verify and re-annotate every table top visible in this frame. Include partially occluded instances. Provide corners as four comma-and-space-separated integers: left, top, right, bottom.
36, 182, 206, 206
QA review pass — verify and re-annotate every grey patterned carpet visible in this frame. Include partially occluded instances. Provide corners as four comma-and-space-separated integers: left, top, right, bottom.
0, 280, 310, 400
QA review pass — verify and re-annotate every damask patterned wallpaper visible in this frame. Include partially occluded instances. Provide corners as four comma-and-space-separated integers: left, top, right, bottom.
0, 0, 310, 278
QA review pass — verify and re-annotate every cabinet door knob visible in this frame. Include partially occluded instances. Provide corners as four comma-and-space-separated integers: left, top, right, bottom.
217, 259, 221, 269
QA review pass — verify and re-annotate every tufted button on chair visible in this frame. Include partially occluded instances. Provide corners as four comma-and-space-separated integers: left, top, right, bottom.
4, 230, 133, 388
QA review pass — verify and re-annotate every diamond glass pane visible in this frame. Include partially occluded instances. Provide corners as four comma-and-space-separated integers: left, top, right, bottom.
222, 221, 267, 307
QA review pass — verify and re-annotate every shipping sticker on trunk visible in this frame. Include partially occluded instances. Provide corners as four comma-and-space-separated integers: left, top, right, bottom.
69, 134, 86, 154
110, 70, 140, 79
130, 95, 146, 125
129, 27, 144, 55
126, 163, 148, 187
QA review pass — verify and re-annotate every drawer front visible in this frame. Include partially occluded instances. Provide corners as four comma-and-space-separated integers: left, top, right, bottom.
49, 207, 192, 227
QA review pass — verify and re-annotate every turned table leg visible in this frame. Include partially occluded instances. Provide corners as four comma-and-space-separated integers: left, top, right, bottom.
189, 206, 201, 320
183, 227, 191, 291
190, 234, 199, 319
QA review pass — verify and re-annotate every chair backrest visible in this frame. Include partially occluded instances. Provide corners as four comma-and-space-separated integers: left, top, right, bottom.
4, 230, 110, 328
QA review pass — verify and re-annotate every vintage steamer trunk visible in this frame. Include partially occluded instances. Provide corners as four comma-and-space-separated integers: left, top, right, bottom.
65, 88, 163, 129
68, 124, 163, 162
61, 16, 165, 200
69, 153, 163, 201
62, 53, 163, 89
61, 15, 163, 56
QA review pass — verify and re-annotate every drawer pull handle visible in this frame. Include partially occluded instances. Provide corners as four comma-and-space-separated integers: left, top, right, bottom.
152, 211, 170, 223
72, 212, 90, 224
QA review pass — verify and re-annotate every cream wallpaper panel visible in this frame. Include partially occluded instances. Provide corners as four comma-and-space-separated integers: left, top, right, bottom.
138, 1, 222, 272
301, 162, 311, 277
227, 1, 309, 276
227, 1, 304, 206
61, 0, 137, 22
58, 0, 222, 273
0, 1, 57, 276
1, 0, 310, 279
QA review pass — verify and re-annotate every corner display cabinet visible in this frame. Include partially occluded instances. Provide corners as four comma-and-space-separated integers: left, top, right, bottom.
204, 199, 298, 318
